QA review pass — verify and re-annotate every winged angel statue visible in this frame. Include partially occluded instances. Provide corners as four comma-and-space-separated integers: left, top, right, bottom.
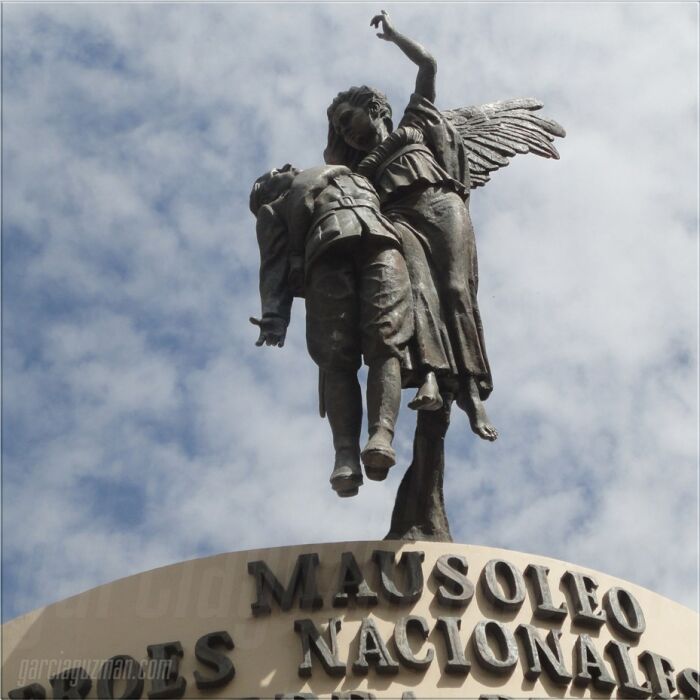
251, 11, 565, 541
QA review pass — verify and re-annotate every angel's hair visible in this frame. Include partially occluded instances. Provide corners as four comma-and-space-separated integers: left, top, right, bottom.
327, 85, 393, 129
324, 86, 393, 168
249, 165, 296, 216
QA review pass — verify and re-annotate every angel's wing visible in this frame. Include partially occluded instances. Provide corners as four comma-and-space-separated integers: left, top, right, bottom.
443, 98, 566, 189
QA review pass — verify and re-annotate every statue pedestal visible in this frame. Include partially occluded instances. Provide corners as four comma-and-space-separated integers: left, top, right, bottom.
3, 541, 698, 699
387, 401, 453, 542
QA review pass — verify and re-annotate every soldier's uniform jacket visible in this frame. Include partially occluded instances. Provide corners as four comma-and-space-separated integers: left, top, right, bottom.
255, 164, 412, 375
288, 169, 402, 270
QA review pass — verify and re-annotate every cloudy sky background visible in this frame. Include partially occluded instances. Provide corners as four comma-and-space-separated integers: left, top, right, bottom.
2, 3, 697, 621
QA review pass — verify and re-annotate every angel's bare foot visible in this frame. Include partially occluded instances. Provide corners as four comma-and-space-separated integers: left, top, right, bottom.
408, 371, 443, 411
457, 379, 498, 442
468, 400, 498, 441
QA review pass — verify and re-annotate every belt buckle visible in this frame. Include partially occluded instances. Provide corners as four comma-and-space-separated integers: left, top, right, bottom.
339, 195, 355, 208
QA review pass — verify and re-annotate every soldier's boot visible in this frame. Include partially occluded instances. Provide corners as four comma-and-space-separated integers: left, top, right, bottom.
362, 356, 401, 481
325, 369, 364, 497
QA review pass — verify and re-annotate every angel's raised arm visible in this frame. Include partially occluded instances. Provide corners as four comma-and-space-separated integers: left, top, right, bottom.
370, 11, 436, 103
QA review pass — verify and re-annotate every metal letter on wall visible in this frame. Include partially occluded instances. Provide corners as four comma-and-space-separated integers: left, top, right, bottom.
193, 631, 235, 690
638, 650, 677, 699
433, 554, 474, 608
294, 618, 346, 678
147, 641, 186, 699
604, 587, 646, 641
480, 560, 526, 613
472, 620, 518, 675
372, 550, 425, 605
562, 571, 606, 628
352, 617, 400, 676
573, 634, 616, 692
248, 554, 323, 616
333, 552, 378, 608
393, 616, 434, 671
435, 617, 470, 675
524, 563, 567, 621
515, 624, 572, 686
49, 668, 91, 700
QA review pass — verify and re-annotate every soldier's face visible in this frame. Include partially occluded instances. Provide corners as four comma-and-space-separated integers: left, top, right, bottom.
332, 102, 383, 151
264, 164, 297, 201
270, 163, 297, 183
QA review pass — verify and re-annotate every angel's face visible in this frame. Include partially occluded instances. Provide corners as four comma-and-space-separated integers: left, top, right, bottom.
332, 102, 384, 152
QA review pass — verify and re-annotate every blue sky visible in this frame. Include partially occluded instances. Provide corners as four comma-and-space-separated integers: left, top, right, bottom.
2, 3, 698, 621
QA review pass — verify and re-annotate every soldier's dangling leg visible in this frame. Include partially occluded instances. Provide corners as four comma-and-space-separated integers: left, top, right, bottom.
305, 252, 365, 496
323, 369, 364, 496
363, 355, 402, 480
359, 240, 414, 481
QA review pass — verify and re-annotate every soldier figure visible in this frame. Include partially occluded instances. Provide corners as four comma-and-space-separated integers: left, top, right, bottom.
249, 164, 415, 496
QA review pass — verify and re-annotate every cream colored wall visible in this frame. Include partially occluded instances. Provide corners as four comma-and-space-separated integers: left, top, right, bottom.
2, 541, 698, 698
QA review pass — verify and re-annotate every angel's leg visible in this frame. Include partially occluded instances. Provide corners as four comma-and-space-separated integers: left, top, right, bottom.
408, 370, 443, 411
457, 376, 498, 442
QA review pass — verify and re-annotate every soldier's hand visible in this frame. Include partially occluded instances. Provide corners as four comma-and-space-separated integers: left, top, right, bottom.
249, 316, 287, 347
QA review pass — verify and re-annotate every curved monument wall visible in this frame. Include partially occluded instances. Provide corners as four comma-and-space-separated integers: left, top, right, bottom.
2, 541, 698, 698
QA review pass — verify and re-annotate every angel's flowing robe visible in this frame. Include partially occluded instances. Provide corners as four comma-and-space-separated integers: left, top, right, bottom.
357, 93, 492, 399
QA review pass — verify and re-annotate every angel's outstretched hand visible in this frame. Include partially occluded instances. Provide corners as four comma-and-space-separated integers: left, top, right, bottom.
370, 10, 396, 42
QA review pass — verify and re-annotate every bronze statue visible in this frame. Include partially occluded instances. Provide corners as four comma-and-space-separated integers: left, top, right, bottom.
251, 11, 565, 540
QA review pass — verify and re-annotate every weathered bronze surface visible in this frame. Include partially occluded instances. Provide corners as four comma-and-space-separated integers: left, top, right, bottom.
250, 11, 565, 541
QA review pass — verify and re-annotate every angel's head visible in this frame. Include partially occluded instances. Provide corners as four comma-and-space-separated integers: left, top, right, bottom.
249, 164, 299, 216
324, 86, 393, 168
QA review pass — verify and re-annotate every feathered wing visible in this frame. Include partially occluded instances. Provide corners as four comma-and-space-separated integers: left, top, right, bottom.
443, 98, 566, 189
